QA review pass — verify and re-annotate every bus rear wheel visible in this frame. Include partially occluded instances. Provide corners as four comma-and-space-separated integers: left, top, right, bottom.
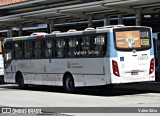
63, 74, 75, 93
17, 74, 27, 89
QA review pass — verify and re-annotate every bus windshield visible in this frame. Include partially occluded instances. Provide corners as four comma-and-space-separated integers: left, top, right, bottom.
114, 28, 151, 51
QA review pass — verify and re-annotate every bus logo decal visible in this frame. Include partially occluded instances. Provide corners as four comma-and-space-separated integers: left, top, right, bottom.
120, 57, 124, 61
133, 49, 136, 53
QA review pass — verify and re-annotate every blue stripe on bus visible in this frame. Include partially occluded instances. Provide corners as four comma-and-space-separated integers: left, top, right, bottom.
106, 32, 117, 58
150, 34, 154, 55
28, 36, 36, 40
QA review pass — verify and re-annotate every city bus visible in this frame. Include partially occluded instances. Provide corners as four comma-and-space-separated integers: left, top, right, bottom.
3, 25, 155, 92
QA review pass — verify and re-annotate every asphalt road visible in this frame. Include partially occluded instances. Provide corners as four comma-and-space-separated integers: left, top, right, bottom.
0, 82, 160, 116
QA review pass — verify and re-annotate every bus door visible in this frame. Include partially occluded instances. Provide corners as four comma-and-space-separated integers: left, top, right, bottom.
23, 40, 43, 85
43, 39, 56, 85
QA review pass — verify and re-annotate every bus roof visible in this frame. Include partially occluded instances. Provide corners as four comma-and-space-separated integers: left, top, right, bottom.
4, 25, 151, 42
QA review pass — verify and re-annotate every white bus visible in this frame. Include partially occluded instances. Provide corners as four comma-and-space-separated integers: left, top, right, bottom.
3, 25, 155, 92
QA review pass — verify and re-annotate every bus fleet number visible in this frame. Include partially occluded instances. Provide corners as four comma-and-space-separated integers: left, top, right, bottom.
138, 56, 148, 60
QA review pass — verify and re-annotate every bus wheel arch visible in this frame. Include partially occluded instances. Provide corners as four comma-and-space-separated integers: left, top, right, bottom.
15, 71, 27, 89
63, 72, 75, 93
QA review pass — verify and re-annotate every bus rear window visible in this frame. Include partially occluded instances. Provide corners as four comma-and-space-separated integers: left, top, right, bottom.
114, 28, 151, 51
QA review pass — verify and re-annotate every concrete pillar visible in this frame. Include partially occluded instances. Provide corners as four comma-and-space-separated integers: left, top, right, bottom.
19, 24, 23, 36
135, 9, 141, 26
49, 20, 54, 33
10, 28, 12, 37
7, 29, 10, 38
7, 27, 12, 38
88, 15, 93, 27
104, 16, 110, 26
118, 15, 123, 25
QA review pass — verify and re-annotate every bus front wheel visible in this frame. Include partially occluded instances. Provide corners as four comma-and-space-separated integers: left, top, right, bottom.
63, 74, 75, 93
17, 74, 27, 89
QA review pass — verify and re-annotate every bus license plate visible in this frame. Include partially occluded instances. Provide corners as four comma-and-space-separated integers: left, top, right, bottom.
131, 72, 138, 75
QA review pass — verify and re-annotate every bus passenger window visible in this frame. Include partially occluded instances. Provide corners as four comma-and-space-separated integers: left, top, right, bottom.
44, 40, 53, 58
24, 41, 33, 59
81, 36, 91, 57
56, 39, 65, 58
94, 35, 105, 57
34, 41, 42, 59
14, 42, 23, 59
68, 38, 79, 58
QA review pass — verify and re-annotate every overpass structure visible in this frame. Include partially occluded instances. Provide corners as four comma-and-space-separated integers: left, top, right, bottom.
0, 0, 159, 37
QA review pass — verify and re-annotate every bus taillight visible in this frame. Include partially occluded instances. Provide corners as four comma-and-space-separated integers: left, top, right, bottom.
36, 35, 44, 39
112, 60, 120, 77
149, 58, 154, 74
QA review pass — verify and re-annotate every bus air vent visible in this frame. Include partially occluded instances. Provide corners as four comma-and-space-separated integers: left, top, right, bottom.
31, 32, 47, 36
51, 31, 61, 34
96, 26, 114, 29
115, 25, 125, 27
84, 28, 95, 31
67, 29, 77, 32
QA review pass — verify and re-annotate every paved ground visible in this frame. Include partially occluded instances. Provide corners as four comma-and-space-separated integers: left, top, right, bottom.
0, 82, 160, 116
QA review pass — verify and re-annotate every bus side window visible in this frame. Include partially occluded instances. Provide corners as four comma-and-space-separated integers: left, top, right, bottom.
24, 41, 33, 59
14, 42, 24, 59
81, 36, 91, 57
44, 39, 53, 58
56, 39, 65, 58
94, 35, 106, 57
34, 40, 42, 59
68, 38, 79, 58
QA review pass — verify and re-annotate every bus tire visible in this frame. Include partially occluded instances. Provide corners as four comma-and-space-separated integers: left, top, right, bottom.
63, 74, 75, 93
17, 74, 28, 89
